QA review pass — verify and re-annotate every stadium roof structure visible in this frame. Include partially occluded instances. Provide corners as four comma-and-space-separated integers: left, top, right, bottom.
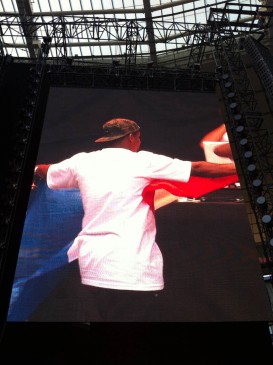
0, 0, 273, 68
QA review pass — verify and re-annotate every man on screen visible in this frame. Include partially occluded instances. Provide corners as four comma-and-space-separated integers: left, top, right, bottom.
34, 117, 237, 321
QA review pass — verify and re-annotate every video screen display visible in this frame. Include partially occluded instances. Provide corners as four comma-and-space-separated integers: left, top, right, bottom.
7, 87, 273, 322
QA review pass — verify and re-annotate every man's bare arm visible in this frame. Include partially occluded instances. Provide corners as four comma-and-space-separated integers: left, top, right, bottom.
191, 161, 237, 177
199, 123, 227, 148
213, 144, 234, 160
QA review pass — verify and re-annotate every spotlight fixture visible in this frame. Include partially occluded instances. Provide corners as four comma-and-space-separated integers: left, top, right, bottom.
252, 178, 262, 189
247, 163, 257, 177
244, 150, 253, 161
262, 214, 272, 225
224, 81, 233, 90
235, 125, 245, 135
230, 102, 240, 113
233, 113, 243, 123
227, 91, 236, 100
239, 138, 249, 148
222, 73, 230, 81
256, 195, 267, 210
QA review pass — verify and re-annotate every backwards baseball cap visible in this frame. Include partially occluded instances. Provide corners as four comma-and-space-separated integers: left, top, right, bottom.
95, 118, 140, 143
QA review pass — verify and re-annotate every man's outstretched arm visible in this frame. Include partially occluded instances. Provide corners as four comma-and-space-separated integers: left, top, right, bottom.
191, 161, 237, 177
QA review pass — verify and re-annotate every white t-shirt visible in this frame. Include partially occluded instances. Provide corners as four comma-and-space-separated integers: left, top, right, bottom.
47, 148, 191, 291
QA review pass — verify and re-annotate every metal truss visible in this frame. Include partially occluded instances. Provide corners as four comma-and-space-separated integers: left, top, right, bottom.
1, 2, 272, 66
210, 9, 273, 270
0, 14, 210, 62
187, 2, 273, 68
244, 36, 273, 112
0, 15, 210, 41
208, 3, 273, 32
44, 59, 217, 92
124, 20, 139, 66
187, 24, 210, 68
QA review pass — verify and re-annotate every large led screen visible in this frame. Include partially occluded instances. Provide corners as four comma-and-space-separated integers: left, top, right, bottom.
7, 87, 273, 322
